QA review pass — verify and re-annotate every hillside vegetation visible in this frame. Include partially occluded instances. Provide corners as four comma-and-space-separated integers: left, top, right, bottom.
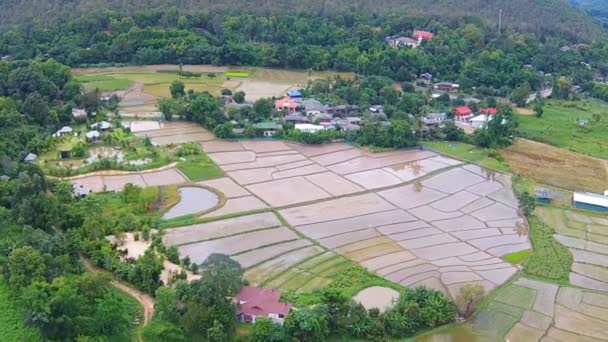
0, 0, 604, 41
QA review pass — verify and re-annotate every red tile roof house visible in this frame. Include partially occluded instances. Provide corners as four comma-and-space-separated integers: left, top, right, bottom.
275, 97, 298, 112
235, 286, 292, 325
454, 106, 473, 121
413, 30, 434, 42
479, 108, 497, 115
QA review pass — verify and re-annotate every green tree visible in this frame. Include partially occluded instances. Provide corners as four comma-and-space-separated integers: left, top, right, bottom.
510, 82, 531, 107
391, 120, 416, 148
285, 305, 329, 342
142, 320, 185, 342
252, 317, 287, 342
232, 90, 246, 104
8, 246, 47, 290
252, 98, 274, 119
170, 80, 185, 98
94, 291, 131, 337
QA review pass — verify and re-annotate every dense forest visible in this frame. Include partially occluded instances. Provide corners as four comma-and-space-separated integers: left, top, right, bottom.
0, 0, 604, 41
2, 9, 608, 100
571, 0, 608, 25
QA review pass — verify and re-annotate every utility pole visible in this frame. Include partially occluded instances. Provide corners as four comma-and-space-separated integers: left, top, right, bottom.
498, 9, 503, 34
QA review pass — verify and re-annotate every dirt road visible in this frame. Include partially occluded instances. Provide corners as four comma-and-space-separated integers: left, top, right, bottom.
81, 257, 155, 325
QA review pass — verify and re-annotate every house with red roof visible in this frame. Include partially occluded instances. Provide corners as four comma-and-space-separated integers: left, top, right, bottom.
479, 108, 497, 116
235, 286, 292, 325
275, 97, 298, 112
413, 30, 434, 41
454, 106, 473, 121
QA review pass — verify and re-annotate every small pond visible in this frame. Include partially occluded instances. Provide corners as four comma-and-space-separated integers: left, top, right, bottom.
162, 187, 219, 219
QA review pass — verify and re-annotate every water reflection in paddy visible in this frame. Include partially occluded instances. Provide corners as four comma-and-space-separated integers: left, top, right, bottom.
163, 187, 219, 219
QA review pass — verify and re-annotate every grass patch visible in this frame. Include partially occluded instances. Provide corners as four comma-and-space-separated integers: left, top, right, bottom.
503, 249, 531, 264
225, 71, 250, 78
523, 215, 573, 282
423, 141, 509, 172
177, 157, 224, 182
282, 263, 404, 307
144, 79, 224, 97
0, 280, 42, 341
76, 74, 134, 91
110, 287, 143, 341
493, 285, 536, 309
517, 99, 608, 159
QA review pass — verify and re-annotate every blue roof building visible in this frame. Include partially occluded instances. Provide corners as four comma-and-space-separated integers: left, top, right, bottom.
287, 90, 303, 98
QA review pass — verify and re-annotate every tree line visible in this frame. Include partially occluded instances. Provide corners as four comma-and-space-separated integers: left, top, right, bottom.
2, 10, 608, 97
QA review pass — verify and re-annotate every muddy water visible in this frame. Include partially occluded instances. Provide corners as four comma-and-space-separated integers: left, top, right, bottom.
162, 187, 219, 219
416, 324, 497, 342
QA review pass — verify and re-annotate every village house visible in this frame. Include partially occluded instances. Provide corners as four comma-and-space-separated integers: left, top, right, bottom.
274, 97, 298, 112
253, 121, 283, 137
235, 286, 292, 325
283, 112, 311, 124
295, 123, 327, 133
413, 30, 434, 42
386, 36, 419, 48
345, 116, 362, 125
479, 108, 497, 116
573, 191, 608, 212
470, 114, 493, 129
335, 118, 361, 132
54, 126, 74, 137
419, 73, 433, 86
434, 82, 460, 92
423, 112, 448, 126
534, 188, 552, 205
287, 90, 303, 99
454, 106, 473, 121
72, 108, 88, 119
302, 98, 326, 115
328, 105, 359, 116
24, 153, 37, 163
312, 112, 333, 124
91, 121, 112, 132
85, 130, 101, 142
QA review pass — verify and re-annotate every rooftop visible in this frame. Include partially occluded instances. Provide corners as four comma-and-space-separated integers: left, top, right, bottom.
253, 122, 283, 130
236, 286, 291, 317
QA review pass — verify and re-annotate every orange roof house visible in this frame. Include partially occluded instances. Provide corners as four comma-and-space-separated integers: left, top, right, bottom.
275, 97, 298, 112
413, 30, 434, 41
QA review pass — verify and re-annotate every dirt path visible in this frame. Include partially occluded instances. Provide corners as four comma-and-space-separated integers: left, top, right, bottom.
81, 257, 155, 326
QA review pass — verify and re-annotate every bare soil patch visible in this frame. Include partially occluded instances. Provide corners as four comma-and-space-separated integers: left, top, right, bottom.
354, 286, 400, 312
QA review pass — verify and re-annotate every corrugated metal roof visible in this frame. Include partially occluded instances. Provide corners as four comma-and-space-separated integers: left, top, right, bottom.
574, 192, 608, 208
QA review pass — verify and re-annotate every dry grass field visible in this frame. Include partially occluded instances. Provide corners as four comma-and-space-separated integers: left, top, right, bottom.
501, 139, 608, 192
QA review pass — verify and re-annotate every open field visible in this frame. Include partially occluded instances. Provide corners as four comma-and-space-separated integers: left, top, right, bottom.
502, 139, 608, 192
469, 277, 608, 341
517, 99, 608, 159
74, 65, 355, 105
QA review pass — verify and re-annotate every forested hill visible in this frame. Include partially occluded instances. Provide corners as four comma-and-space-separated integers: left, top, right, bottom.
571, 0, 608, 24
0, 0, 604, 41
